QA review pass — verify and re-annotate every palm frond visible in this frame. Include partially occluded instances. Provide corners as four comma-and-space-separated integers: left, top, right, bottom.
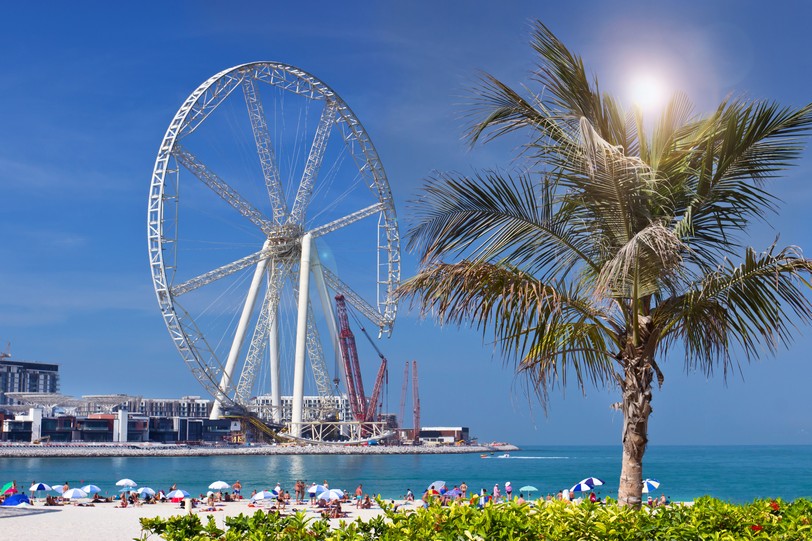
397, 261, 620, 406
406, 170, 600, 278
655, 244, 812, 377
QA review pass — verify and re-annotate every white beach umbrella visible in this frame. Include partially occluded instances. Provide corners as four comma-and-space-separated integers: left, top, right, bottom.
81, 484, 102, 494
52, 484, 65, 494
62, 488, 88, 499
137, 487, 156, 497
116, 478, 137, 488
428, 480, 446, 492
208, 480, 230, 491
309, 484, 327, 495
318, 489, 344, 501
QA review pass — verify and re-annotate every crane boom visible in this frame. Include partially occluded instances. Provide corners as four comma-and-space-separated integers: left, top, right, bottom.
399, 361, 409, 432
335, 295, 366, 421
412, 360, 420, 444
365, 356, 387, 421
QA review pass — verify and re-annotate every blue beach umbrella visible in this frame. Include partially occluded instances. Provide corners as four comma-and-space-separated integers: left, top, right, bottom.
81, 484, 102, 494
137, 487, 156, 497
445, 488, 462, 497
519, 485, 538, 493
166, 489, 190, 499
310, 484, 328, 496
428, 480, 446, 492
642, 479, 661, 494
29, 483, 51, 492
571, 477, 605, 493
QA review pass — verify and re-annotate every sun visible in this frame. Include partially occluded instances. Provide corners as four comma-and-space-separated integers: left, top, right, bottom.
629, 73, 666, 113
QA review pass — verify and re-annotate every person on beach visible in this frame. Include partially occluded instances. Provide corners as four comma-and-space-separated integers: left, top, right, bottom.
405, 488, 414, 501
355, 484, 363, 508
517, 493, 525, 504
309, 483, 317, 504
460, 481, 467, 498
505, 481, 512, 500
232, 480, 241, 498
493, 483, 501, 502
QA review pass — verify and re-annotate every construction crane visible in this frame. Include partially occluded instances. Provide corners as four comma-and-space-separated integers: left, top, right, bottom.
399, 362, 409, 435
412, 360, 421, 444
334, 294, 388, 425
335, 294, 367, 421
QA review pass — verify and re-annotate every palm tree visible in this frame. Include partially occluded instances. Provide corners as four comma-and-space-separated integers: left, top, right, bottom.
399, 22, 812, 507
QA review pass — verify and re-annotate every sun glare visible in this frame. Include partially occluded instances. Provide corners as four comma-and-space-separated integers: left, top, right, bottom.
629, 73, 665, 113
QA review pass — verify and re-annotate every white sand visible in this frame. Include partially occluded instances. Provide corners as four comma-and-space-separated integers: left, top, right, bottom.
0, 499, 408, 540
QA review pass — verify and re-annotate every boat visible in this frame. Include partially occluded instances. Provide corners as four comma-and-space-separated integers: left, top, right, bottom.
496, 453, 510, 458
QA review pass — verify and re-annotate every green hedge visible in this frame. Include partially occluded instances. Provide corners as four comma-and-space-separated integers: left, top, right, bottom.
138, 497, 812, 540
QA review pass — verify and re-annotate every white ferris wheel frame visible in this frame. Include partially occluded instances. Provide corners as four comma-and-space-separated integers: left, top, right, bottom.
147, 62, 400, 437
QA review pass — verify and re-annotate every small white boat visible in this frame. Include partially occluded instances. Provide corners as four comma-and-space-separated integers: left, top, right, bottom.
496, 453, 510, 458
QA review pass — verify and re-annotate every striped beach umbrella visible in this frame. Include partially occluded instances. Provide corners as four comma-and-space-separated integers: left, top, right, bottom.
81, 484, 102, 494
62, 488, 88, 499
642, 479, 661, 494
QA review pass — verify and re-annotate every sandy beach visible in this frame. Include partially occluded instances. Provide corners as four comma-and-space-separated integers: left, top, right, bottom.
0, 498, 402, 540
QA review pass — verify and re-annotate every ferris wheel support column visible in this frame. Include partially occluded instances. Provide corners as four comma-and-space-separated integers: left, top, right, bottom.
269, 302, 281, 424
210, 239, 272, 420
291, 233, 313, 437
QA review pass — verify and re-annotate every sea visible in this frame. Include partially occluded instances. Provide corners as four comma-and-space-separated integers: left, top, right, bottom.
2, 445, 810, 503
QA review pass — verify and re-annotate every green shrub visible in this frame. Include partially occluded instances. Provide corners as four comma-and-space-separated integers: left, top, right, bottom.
137, 497, 812, 540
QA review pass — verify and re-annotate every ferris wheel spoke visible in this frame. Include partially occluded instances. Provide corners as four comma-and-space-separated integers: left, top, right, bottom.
241, 77, 288, 224
172, 144, 275, 236
288, 101, 337, 225
307, 202, 384, 238
235, 261, 290, 405
320, 266, 391, 332
170, 244, 276, 297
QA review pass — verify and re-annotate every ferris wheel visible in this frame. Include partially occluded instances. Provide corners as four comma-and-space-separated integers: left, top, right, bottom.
147, 63, 400, 438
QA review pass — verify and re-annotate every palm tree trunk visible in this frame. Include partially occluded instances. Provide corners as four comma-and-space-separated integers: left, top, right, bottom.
617, 356, 653, 508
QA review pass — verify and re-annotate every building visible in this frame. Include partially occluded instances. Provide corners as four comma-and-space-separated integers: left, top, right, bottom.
0, 355, 59, 405
417, 426, 470, 445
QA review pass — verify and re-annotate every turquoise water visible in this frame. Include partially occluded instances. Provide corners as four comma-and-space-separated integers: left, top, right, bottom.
2, 445, 810, 503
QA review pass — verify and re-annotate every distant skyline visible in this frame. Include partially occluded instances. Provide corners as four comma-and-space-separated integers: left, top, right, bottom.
1, 1, 811, 445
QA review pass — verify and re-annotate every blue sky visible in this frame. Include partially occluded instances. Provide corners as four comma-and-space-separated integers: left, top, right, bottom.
1, 1, 811, 445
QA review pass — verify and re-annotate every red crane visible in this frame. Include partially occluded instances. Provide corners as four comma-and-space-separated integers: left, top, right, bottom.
335, 294, 388, 425
335, 295, 366, 421
412, 360, 420, 444
399, 361, 409, 433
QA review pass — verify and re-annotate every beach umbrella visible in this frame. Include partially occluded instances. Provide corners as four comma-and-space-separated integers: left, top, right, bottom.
208, 480, 230, 491
642, 479, 661, 494
116, 478, 137, 488
166, 489, 190, 499
444, 488, 462, 497
571, 477, 604, 492
251, 490, 278, 501
137, 487, 156, 497
2, 482, 17, 495
52, 484, 65, 494
311, 484, 328, 496
318, 489, 345, 501
81, 484, 102, 494
29, 482, 52, 492
1, 494, 30, 506
519, 485, 538, 493
428, 480, 446, 491
62, 488, 88, 499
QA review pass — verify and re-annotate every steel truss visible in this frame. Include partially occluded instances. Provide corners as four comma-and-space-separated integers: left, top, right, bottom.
148, 62, 400, 442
